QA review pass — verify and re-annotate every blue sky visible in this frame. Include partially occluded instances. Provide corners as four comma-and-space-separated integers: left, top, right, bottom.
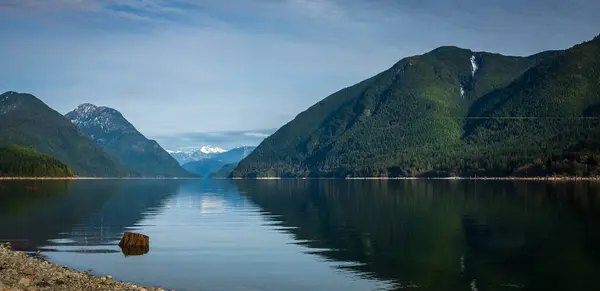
153, 128, 277, 150
1, 0, 599, 149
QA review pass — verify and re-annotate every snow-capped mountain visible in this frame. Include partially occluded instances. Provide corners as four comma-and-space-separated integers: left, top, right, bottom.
66, 103, 135, 143
0, 92, 137, 176
65, 103, 190, 177
181, 145, 257, 176
168, 145, 254, 165
200, 145, 227, 154
0, 91, 21, 115
168, 146, 225, 165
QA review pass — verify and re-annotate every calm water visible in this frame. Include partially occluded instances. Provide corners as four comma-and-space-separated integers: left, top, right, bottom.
0, 179, 599, 291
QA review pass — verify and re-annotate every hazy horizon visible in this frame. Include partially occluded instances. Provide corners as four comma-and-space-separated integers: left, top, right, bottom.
151, 128, 277, 150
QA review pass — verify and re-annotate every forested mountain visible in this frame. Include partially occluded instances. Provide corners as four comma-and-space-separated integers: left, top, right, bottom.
460, 35, 600, 177
0, 145, 74, 177
66, 104, 191, 177
0, 92, 133, 177
233, 35, 600, 178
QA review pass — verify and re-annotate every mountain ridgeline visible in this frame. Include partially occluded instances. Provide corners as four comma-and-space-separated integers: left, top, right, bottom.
65, 104, 192, 177
169, 146, 227, 165
233, 35, 600, 178
182, 146, 256, 177
0, 92, 133, 177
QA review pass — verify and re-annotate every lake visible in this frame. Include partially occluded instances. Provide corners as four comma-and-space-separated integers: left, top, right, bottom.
0, 179, 599, 291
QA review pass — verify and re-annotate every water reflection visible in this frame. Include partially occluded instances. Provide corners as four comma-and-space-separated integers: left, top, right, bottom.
0, 179, 390, 291
234, 179, 600, 291
0, 180, 180, 252
1, 179, 599, 291
120, 245, 149, 257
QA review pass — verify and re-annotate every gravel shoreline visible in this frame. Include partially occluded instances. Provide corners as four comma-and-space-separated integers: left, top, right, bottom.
0, 177, 199, 180
0, 244, 171, 291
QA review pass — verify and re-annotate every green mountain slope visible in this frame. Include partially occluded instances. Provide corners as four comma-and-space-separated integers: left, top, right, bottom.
0, 92, 134, 177
233, 45, 559, 177
457, 35, 600, 176
65, 104, 192, 177
0, 145, 74, 177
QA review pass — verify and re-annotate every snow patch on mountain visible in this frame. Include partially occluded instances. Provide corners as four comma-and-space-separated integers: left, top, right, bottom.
0, 103, 17, 115
68, 103, 100, 126
0, 92, 21, 115
470, 55, 478, 77
76, 103, 98, 114
168, 146, 226, 165
200, 145, 226, 154
66, 103, 131, 133
460, 85, 465, 98
470, 279, 478, 291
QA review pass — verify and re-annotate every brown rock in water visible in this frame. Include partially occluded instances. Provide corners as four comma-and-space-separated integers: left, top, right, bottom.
119, 232, 150, 257
120, 246, 149, 257
118, 232, 149, 248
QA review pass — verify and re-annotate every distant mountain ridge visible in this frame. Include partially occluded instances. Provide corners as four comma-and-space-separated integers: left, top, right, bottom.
168, 146, 227, 165
66, 103, 191, 177
183, 145, 256, 176
0, 92, 133, 177
233, 34, 600, 178
211, 146, 256, 164
199, 145, 227, 154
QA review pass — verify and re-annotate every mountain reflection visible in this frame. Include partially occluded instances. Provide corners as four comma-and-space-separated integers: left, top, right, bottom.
165, 179, 251, 212
234, 179, 600, 291
0, 180, 181, 251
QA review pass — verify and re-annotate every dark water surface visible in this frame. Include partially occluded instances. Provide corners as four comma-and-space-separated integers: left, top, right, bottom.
0, 179, 599, 291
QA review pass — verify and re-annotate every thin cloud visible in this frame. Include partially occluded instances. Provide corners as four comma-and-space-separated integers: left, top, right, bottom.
243, 132, 271, 138
151, 129, 277, 150
0, 0, 186, 22
0, 0, 100, 13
